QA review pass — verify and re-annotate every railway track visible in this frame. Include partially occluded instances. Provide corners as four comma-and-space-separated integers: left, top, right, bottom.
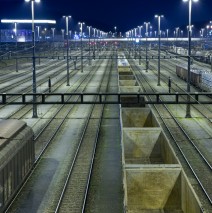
33, 56, 109, 154
0, 51, 92, 118
147, 54, 212, 120
55, 60, 113, 213
0, 59, 68, 118
132, 49, 212, 120
0, 57, 53, 80
5, 53, 115, 212
0, 59, 65, 92
130, 59, 212, 209
1, 42, 211, 212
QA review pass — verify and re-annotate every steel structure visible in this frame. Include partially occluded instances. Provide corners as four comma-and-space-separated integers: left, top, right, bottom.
1, 92, 211, 105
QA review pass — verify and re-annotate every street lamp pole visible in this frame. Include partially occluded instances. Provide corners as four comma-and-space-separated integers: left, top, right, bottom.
129, 30, 131, 56
14, 22, 18, 72
114, 26, 117, 38
51, 27, 55, 57
138, 26, 142, 37
134, 28, 137, 38
166, 29, 169, 41
206, 25, 210, 37
36, 26, 41, 64
79, 22, 84, 73
44, 28, 47, 41
36, 26, 40, 41
181, 30, 184, 38
51, 27, 55, 44
63, 16, 71, 86
144, 22, 150, 72
150, 26, 153, 38
130, 29, 133, 57
175, 27, 179, 53
100, 30, 103, 54
93, 28, 96, 59
97, 29, 100, 56
138, 26, 143, 65
25, 0, 40, 118
183, 0, 198, 118
61, 29, 65, 41
87, 26, 92, 66
155, 15, 164, 86
61, 29, 65, 55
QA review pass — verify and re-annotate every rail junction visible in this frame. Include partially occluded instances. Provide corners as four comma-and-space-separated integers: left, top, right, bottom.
0, 38, 211, 213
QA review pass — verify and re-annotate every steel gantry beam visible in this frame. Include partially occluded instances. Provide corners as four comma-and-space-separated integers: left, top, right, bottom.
1, 55, 192, 60
0, 92, 211, 105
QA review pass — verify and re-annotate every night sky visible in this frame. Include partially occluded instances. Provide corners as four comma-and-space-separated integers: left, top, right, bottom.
0, 0, 211, 33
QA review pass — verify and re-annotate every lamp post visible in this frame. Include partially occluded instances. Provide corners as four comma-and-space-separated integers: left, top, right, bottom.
150, 26, 153, 38
63, 16, 71, 86
176, 27, 179, 39
36, 26, 41, 64
206, 25, 210, 37
130, 29, 133, 57
199, 30, 202, 38
186, 26, 189, 37
36, 26, 40, 41
166, 29, 169, 41
13, 22, 18, 72
96, 29, 99, 56
51, 27, 55, 57
61, 29, 65, 41
69, 30, 72, 59
25, 0, 40, 118
187, 25, 194, 37
51, 27, 55, 43
69, 30, 72, 39
99, 30, 102, 52
144, 22, 150, 72
93, 28, 96, 59
44, 28, 47, 41
138, 26, 143, 37
114, 26, 117, 37
79, 22, 85, 72
138, 26, 143, 65
134, 28, 137, 38
155, 15, 164, 86
129, 29, 132, 56
134, 28, 137, 58
183, 0, 198, 118
87, 26, 92, 66
181, 30, 184, 38
61, 29, 65, 55
201, 28, 204, 38
191, 25, 194, 37
175, 27, 179, 53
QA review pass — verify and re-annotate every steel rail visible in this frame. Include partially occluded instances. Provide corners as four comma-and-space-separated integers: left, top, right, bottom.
4, 54, 107, 213
130, 59, 212, 206
54, 59, 113, 212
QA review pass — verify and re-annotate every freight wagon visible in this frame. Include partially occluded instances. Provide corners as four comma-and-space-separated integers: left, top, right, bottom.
201, 72, 212, 92
117, 54, 131, 73
193, 51, 212, 65
176, 65, 212, 92
0, 119, 34, 212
